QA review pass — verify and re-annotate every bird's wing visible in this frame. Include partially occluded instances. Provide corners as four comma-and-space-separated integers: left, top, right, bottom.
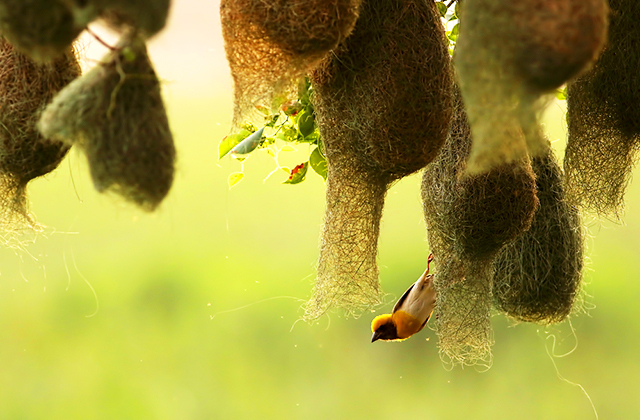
392, 283, 416, 313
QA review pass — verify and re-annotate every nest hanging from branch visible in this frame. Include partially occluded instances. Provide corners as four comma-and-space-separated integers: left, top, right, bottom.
39, 33, 176, 211
565, 0, 640, 218
304, 0, 453, 321
0, 0, 98, 61
0, 37, 80, 245
98, 0, 172, 38
455, 0, 608, 175
422, 86, 538, 366
493, 143, 584, 324
220, 0, 362, 125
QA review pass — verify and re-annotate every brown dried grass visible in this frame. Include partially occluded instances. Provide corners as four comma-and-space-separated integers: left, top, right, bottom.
0, 37, 80, 245
565, 0, 640, 218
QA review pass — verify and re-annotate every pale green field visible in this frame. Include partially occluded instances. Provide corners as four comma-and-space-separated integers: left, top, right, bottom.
2, 1, 640, 418
1, 93, 640, 420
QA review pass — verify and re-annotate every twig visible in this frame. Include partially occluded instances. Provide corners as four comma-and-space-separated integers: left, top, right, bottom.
86, 27, 116, 51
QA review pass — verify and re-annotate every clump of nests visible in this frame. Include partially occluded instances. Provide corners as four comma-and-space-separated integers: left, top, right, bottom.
565, 0, 640, 218
0, 37, 80, 246
38, 33, 176, 211
0, 2, 175, 246
304, 0, 452, 321
220, 0, 362, 125
0, 0, 171, 62
422, 87, 538, 366
455, 0, 608, 174
493, 143, 584, 324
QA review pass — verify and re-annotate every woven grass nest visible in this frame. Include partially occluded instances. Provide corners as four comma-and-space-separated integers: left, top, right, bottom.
565, 0, 640, 218
0, 37, 80, 245
455, 0, 607, 175
38, 33, 176, 211
304, 0, 453, 321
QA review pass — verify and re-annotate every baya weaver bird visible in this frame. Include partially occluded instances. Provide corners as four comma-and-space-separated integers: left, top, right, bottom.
371, 253, 436, 342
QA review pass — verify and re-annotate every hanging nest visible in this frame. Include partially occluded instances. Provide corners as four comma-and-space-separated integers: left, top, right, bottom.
565, 0, 640, 218
304, 0, 452, 321
455, 0, 608, 174
0, 0, 98, 62
38, 33, 175, 211
98, 0, 172, 38
0, 37, 80, 245
493, 143, 584, 324
422, 86, 538, 366
220, 0, 361, 125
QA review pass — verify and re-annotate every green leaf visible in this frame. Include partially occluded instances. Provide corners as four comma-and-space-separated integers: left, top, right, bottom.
448, 23, 459, 43
254, 105, 270, 116
121, 47, 136, 62
219, 130, 250, 160
283, 162, 308, 184
436, 2, 447, 17
309, 147, 327, 181
297, 110, 315, 138
299, 78, 312, 107
280, 101, 303, 116
228, 172, 244, 189
230, 127, 265, 156
556, 87, 567, 101
454, 1, 460, 19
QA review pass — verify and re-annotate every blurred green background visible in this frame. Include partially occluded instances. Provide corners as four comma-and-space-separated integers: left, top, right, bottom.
2, 1, 640, 419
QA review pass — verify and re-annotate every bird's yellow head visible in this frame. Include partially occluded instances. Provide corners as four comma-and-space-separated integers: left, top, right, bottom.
371, 314, 401, 342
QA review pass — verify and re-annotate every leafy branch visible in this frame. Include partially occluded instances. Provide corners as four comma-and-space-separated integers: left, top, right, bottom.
218, 1, 564, 189
219, 79, 326, 188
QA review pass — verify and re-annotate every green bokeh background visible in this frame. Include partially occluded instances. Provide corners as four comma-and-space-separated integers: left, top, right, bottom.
2, 2, 640, 419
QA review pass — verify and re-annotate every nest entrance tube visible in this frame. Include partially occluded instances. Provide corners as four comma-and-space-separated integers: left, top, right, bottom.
422, 87, 538, 366
304, 0, 453, 321
304, 161, 388, 318
565, 0, 640, 219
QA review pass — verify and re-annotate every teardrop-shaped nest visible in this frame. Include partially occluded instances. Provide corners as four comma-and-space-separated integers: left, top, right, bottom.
455, 0, 607, 174
303, 0, 453, 321
220, 0, 362, 125
39, 33, 176, 211
493, 144, 584, 324
422, 86, 538, 366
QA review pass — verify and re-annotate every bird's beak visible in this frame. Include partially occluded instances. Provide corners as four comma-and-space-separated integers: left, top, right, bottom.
371, 331, 383, 343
